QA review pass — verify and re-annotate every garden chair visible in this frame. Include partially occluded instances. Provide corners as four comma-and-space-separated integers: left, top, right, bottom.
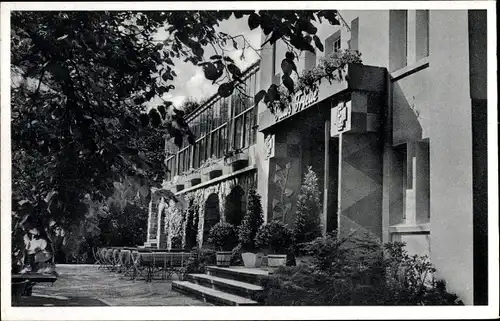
99, 248, 110, 270
118, 249, 133, 277
130, 250, 147, 282
104, 248, 114, 271
92, 247, 103, 270
112, 248, 121, 271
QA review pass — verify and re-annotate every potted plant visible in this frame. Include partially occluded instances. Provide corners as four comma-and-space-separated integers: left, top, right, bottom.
184, 168, 201, 187
208, 222, 238, 267
238, 189, 265, 268
255, 220, 294, 267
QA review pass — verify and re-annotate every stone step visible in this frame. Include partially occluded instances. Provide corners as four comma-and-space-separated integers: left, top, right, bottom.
206, 266, 271, 286
187, 273, 263, 301
172, 281, 259, 306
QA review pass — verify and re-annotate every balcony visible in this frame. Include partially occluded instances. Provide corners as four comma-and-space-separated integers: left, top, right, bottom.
258, 63, 387, 133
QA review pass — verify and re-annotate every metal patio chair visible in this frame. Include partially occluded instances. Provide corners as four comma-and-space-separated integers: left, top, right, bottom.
92, 247, 103, 270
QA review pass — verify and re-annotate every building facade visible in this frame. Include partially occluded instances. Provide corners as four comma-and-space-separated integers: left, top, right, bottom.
147, 10, 487, 305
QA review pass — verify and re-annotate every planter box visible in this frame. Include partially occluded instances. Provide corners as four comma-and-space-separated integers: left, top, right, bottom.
175, 184, 185, 192
225, 153, 249, 172
201, 164, 224, 182
187, 174, 202, 187
241, 252, 264, 268
267, 254, 287, 267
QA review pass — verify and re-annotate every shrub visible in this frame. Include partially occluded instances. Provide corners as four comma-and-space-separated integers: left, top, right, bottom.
260, 234, 463, 306
254, 220, 294, 254
293, 166, 322, 248
180, 248, 216, 275
238, 189, 264, 252
207, 222, 238, 251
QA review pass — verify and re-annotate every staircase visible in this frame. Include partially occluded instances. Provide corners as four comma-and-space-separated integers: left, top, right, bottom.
172, 266, 271, 306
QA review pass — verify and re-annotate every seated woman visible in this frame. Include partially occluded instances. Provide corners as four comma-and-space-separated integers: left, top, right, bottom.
19, 215, 56, 275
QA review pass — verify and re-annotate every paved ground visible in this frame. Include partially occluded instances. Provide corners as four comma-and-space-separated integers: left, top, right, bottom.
27, 264, 211, 306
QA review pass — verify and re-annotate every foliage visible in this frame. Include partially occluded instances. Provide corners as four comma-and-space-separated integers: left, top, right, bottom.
180, 248, 216, 275
230, 243, 244, 266
255, 220, 294, 254
179, 97, 202, 116
258, 49, 363, 113
293, 166, 322, 247
11, 10, 342, 268
208, 222, 238, 251
238, 189, 264, 252
260, 235, 464, 306
184, 200, 199, 250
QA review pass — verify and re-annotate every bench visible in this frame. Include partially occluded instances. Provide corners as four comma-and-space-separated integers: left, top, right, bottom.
12, 273, 58, 297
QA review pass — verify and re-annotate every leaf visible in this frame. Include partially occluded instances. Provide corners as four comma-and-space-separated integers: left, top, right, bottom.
223, 56, 234, 63
139, 113, 149, 127
267, 84, 280, 104
282, 75, 294, 93
272, 198, 281, 209
113, 182, 123, 190
284, 189, 294, 197
227, 64, 242, 78
313, 35, 324, 52
255, 90, 267, 105
149, 109, 162, 127
281, 59, 293, 76
248, 13, 260, 30
284, 203, 292, 212
285, 51, 295, 62
218, 82, 234, 98
299, 20, 318, 35
232, 39, 238, 49
203, 63, 221, 81
210, 55, 222, 60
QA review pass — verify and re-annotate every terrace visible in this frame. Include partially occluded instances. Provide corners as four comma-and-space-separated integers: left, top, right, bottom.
13, 264, 211, 307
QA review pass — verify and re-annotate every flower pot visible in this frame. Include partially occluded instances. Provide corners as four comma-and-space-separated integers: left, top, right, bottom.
216, 251, 232, 267
267, 254, 287, 267
241, 252, 264, 268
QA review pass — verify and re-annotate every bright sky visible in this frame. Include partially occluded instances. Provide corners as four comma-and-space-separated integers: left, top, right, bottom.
146, 14, 262, 111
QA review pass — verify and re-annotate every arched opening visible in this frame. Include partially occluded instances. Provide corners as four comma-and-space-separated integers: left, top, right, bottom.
225, 186, 246, 227
203, 193, 220, 246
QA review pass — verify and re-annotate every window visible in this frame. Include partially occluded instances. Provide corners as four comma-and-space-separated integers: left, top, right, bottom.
390, 10, 429, 72
391, 140, 430, 226
389, 10, 408, 72
349, 17, 359, 51
166, 65, 259, 178
325, 30, 342, 57
415, 10, 429, 61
